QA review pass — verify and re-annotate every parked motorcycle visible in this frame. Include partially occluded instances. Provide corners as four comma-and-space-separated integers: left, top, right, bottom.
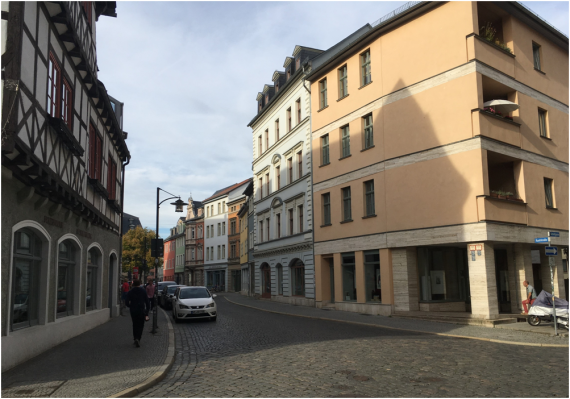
527, 290, 569, 330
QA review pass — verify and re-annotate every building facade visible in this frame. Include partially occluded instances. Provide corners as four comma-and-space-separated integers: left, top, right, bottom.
184, 198, 204, 287
163, 234, 175, 282
248, 46, 328, 306
307, 1, 568, 318
1, 2, 129, 371
173, 218, 185, 284
227, 196, 245, 292
239, 181, 253, 295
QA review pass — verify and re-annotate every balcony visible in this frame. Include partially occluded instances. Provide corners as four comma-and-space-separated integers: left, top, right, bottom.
467, 34, 515, 77
472, 108, 521, 147
477, 195, 527, 225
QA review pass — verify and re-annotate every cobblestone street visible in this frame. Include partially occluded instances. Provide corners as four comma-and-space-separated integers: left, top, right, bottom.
140, 295, 569, 398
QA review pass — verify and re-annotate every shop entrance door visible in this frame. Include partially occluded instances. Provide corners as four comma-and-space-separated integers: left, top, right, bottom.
494, 249, 511, 313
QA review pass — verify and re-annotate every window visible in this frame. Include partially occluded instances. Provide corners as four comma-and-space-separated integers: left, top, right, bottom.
275, 119, 280, 141
207, 208, 209, 217
286, 69, 291, 80
364, 180, 375, 216
198, 247, 202, 260
191, 248, 195, 260
321, 134, 330, 165
319, 78, 328, 109
289, 209, 294, 235
210, 247, 213, 260
277, 264, 283, 295
544, 178, 554, 208
341, 125, 350, 158
191, 227, 195, 239
222, 222, 226, 235
342, 253, 356, 301
57, 241, 76, 318
259, 221, 264, 243
89, 124, 102, 180
298, 205, 303, 233
363, 114, 373, 149
47, 53, 61, 119
533, 42, 542, 71
266, 172, 270, 195
266, 217, 270, 241
217, 223, 221, 236
418, 247, 469, 302
291, 259, 305, 296
259, 177, 263, 199
206, 226, 209, 238
288, 158, 293, 184
338, 65, 348, 98
206, 247, 209, 261
265, 129, 269, 151
277, 214, 281, 238
342, 187, 352, 221
361, 50, 371, 86
276, 166, 281, 190
538, 109, 548, 138
296, 57, 301, 70
265, 94, 269, 104
258, 135, 262, 156
61, 78, 73, 129
86, 248, 99, 311
322, 193, 331, 225
107, 156, 117, 200
11, 229, 42, 330
287, 108, 292, 132
296, 98, 301, 124
297, 151, 302, 179
364, 250, 381, 302
230, 244, 236, 258
275, 80, 279, 92
217, 246, 221, 260
230, 220, 236, 235
222, 245, 225, 259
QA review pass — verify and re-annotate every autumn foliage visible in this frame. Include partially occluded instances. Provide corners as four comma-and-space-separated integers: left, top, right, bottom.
122, 226, 163, 275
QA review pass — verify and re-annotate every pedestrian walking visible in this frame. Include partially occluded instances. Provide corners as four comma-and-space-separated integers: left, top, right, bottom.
126, 279, 150, 348
145, 277, 156, 312
522, 280, 537, 314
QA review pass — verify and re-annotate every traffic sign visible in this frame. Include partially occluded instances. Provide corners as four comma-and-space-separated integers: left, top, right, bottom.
548, 232, 560, 237
535, 237, 549, 244
545, 246, 558, 256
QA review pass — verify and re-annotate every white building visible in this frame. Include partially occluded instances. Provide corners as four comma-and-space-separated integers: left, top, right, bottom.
247, 46, 324, 306
202, 180, 250, 291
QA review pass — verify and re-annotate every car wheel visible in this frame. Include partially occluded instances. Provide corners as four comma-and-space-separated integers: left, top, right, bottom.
527, 315, 541, 326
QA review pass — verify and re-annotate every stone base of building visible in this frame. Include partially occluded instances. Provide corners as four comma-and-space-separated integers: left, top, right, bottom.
316, 301, 392, 316
419, 301, 466, 312
2, 308, 110, 372
272, 295, 315, 307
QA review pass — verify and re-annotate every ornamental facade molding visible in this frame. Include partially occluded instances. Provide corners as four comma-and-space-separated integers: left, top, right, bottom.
253, 242, 313, 259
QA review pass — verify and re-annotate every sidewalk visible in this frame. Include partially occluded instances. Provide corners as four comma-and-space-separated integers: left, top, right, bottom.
2, 308, 174, 398
224, 293, 569, 347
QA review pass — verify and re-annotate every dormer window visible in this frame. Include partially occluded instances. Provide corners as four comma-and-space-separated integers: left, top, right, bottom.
296, 57, 301, 70
258, 102, 262, 112
275, 81, 279, 92
287, 69, 291, 80
265, 94, 269, 104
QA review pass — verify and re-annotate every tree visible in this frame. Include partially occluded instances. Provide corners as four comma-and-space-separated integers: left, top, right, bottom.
122, 226, 163, 278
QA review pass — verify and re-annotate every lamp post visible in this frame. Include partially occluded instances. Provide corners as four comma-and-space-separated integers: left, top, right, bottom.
152, 187, 187, 334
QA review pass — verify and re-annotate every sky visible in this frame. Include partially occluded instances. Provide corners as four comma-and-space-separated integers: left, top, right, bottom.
95, 1, 569, 239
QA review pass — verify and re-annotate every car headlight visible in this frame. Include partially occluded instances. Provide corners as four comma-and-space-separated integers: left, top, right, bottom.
206, 302, 215, 308
179, 304, 189, 309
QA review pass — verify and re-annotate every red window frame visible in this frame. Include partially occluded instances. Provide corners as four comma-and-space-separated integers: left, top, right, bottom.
107, 155, 117, 199
89, 124, 102, 180
82, 2, 92, 27
47, 53, 61, 118
61, 78, 73, 130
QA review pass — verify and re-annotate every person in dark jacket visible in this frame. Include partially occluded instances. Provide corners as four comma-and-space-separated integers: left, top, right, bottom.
126, 279, 150, 348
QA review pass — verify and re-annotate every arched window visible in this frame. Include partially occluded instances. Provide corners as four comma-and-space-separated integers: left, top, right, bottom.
11, 229, 42, 330
57, 240, 77, 317
291, 259, 305, 296
86, 248, 101, 311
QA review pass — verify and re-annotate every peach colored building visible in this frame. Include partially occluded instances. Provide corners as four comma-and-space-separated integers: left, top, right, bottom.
307, 1, 568, 321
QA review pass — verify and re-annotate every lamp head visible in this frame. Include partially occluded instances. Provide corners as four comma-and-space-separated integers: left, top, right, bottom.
171, 198, 188, 213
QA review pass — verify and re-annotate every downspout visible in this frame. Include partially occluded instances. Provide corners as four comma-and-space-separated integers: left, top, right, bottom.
302, 64, 311, 94
118, 154, 130, 313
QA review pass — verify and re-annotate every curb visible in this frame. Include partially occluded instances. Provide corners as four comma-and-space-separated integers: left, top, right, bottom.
109, 308, 176, 398
224, 296, 569, 348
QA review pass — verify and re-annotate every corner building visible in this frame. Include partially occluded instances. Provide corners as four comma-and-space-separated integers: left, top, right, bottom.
1, 2, 130, 370
307, 1, 568, 319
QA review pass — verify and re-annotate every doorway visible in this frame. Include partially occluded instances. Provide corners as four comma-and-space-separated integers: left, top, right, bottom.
494, 249, 511, 313
532, 264, 543, 294
261, 264, 271, 298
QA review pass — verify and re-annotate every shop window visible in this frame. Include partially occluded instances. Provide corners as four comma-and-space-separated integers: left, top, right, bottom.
11, 229, 42, 330
291, 259, 305, 296
86, 248, 99, 311
418, 247, 469, 302
364, 250, 381, 302
57, 240, 76, 318
342, 253, 356, 301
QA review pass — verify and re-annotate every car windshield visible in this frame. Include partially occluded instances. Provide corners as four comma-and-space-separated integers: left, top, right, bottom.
179, 288, 210, 299
167, 286, 180, 294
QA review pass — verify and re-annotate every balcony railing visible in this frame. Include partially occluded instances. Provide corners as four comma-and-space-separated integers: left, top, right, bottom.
472, 108, 521, 147
476, 195, 527, 225
466, 34, 515, 77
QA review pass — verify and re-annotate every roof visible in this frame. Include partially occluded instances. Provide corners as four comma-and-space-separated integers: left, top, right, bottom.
122, 213, 142, 235
203, 178, 252, 203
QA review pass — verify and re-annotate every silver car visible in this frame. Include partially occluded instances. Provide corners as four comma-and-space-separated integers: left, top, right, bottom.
172, 286, 217, 323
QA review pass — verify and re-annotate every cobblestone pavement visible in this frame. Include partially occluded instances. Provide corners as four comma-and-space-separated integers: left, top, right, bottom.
140, 295, 568, 398
2, 309, 169, 398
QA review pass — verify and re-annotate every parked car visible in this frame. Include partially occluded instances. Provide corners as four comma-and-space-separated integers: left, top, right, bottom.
172, 286, 217, 323
157, 281, 177, 307
160, 284, 185, 309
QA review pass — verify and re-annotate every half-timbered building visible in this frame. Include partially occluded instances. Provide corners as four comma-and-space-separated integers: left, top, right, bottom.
1, 2, 130, 371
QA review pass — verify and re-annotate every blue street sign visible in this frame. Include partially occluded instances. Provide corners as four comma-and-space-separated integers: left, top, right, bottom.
535, 237, 549, 243
545, 246, 558, 256
548, 232, 560, 237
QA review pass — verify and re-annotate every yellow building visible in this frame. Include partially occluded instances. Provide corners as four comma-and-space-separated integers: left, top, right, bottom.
307, 1, 568, 320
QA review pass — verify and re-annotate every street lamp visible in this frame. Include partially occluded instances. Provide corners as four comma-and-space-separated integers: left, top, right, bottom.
152, 187, 187, 334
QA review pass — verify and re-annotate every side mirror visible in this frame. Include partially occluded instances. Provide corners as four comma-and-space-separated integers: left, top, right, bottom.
212, 294, 217, 298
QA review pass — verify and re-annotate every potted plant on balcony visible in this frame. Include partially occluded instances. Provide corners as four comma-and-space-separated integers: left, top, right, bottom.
490, 190, 500, 198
